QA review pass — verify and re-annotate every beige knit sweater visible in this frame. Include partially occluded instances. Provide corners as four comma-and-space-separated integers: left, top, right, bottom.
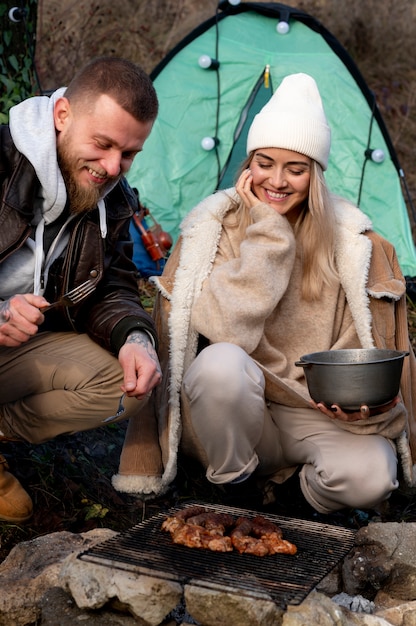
190, 200, 361, 407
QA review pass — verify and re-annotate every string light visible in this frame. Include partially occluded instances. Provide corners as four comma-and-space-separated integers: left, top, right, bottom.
198, 55, 220, 70
365, 148, 385, 163
277, 9, 290, 35
8, 7, 27, 22
276, 20, 290, 34
201, 137, 219, 151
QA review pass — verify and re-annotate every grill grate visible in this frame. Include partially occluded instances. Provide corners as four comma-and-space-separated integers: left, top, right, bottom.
79, 502, 356, 609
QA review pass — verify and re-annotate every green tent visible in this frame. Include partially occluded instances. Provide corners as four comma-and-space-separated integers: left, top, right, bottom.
127, 0, 416, 278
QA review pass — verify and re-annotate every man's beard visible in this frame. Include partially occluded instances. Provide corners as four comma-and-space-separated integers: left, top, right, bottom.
57, 142, 117, 215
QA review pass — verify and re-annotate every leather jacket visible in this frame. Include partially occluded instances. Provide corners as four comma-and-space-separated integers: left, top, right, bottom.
0, 125, 157, 354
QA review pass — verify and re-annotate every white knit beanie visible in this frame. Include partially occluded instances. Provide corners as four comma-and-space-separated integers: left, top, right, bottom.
246, 73, 331, 170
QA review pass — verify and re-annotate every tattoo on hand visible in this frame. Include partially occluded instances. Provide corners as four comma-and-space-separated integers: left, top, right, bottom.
0, 301, 11, 326
125, 331, 161, 373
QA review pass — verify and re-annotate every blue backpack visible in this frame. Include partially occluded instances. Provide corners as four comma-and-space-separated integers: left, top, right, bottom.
130, 202, 172, 279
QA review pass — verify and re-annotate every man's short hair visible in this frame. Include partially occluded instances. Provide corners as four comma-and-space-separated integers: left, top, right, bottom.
64, 56, 158, 122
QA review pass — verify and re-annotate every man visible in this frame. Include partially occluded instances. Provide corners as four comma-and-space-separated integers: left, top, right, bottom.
0, 56, 162, 522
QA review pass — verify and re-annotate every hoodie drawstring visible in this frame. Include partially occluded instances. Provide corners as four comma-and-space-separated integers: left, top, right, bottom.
98, 199, 107, 239
33, 218, 45, 295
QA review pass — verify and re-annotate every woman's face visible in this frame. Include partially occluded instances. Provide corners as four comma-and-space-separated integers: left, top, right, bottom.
250, 147, 311, 221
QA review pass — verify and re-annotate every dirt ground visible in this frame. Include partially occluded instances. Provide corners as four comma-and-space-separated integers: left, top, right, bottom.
1, 289, 416, 564
2, 410, 416, 566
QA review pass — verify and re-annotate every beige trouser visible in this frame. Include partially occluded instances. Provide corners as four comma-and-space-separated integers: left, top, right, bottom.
182, 342, 399, 513
0, 331, 148, 443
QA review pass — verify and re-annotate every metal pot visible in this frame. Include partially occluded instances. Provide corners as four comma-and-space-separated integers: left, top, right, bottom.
295, 348, 409, 410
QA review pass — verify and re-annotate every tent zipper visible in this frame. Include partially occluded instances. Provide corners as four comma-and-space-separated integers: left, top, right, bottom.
217, 65, 271, 187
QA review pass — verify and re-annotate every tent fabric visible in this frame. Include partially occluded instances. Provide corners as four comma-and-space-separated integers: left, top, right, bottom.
127, 1, 416, 277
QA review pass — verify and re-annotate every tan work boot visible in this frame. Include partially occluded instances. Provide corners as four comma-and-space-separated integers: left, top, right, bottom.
0, 454, 33, 522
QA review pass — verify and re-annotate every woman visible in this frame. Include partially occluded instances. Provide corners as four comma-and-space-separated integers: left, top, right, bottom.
113, 73, 416, 514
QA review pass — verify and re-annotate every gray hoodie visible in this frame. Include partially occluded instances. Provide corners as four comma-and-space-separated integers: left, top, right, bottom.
0, 88, 107, 298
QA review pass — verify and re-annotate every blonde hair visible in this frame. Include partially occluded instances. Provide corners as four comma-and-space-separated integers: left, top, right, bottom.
233, 155, 338, 301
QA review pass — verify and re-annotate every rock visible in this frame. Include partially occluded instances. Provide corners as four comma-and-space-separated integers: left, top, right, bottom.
375, 599, 416, 626
184, 583, 283, 626
342, 523, 416, 604
4, 522, 416, 625
60, 553, 182, 626
282, 591, 392, 625
39, 586, 140, 625
0, 528, 117, 626
332, 592, 376, 614
317, 563, 343, 596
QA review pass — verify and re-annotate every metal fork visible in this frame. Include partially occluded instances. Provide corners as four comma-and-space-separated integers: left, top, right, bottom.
41, 279, 96, 312
102, 393, 126, 423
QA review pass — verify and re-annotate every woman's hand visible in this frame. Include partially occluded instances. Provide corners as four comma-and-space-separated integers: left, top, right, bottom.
235, 168, 259, 209
313, 396, 400, 422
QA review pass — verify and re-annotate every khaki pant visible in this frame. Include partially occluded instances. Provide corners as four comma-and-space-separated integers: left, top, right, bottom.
0, 331, 147, 443
182, 342, 399, 513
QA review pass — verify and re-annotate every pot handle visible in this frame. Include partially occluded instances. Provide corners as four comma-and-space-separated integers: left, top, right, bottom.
295, 361, 310, 368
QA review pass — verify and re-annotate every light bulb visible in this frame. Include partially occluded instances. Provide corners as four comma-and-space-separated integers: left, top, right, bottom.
198, 55, 211, 69
201, 137, 219, 151
198, 55, 220, 70
8, 7, 26, 22
371, 149, 385, 163
365, 148, 385, 163
277, 20, 290, 34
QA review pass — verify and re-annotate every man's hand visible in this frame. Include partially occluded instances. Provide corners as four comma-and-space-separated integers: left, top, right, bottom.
118, 330, 162, 399
0, 294, 49, 347
313, 396, 400, 422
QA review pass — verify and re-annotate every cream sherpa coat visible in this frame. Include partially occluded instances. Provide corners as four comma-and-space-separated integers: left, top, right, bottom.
112, 189, 416, 498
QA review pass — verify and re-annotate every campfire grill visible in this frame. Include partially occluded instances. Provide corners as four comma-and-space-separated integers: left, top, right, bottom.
79, 502, 356, 609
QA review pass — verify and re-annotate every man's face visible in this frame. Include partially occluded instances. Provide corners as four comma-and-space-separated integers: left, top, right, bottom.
54, 94, 153, 213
